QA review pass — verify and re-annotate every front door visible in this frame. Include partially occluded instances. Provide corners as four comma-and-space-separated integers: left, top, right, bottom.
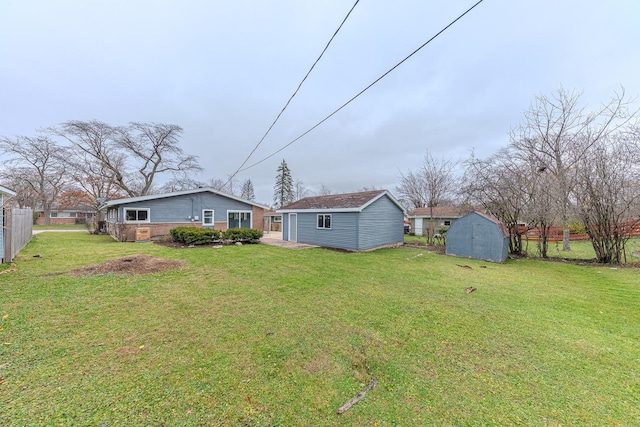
289, 213, 297, 242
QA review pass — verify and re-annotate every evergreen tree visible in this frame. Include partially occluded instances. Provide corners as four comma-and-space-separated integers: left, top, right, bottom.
273, 159, 294, 208
240, 178, 255, 201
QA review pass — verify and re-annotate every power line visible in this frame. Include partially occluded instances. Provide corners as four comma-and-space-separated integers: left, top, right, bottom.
226, 0, 361, 184
238, 0, 485, 173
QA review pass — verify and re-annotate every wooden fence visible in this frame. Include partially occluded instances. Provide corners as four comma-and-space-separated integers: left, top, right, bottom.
3, 208, 33, 263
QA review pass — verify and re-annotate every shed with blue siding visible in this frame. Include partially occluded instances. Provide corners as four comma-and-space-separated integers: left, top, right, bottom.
445, 211, 510, 263
104, 187, 269, 242
278, 190, 405, 251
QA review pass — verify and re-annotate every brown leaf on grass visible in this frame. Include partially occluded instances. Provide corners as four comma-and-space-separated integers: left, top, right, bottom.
457, 264, 473, 270
465, 287, 476, 294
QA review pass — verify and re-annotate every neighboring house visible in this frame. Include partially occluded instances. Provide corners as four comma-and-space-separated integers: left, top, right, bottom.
2, 185, 32, 263
278, 190, 405, 251
34, 207, 96, 225
104, 187, 269, 242
445, 211, 510, 263
407, 206, 469, 236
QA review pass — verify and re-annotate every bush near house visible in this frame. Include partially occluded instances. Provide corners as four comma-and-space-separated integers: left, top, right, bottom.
170, 227, 222, 245
169, 227, 263, 245
222, 227, 263, 243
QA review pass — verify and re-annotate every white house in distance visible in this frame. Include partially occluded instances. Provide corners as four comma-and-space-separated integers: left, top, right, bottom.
407, 206, 469, 236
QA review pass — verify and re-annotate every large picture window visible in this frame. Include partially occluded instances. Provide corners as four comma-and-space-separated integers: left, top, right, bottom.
203, 209, 214, 226
228, 211, 252, 229
317, 214, 331, 229
124, 208, 149, 222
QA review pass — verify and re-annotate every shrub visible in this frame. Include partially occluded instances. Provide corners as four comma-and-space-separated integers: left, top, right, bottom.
222, 228, 263, 243
170, 227, 221, 245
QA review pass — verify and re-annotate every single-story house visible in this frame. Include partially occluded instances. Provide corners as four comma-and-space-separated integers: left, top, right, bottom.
103, 187, 269, 242
445, 211, 510, 263
34, 207, 96, 225
407, 205, 469, 236
278, 190, 405, 251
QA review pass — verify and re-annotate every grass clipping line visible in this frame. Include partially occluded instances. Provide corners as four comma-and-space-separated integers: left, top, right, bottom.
67, 255, 187, 276
337, 377, 377, 415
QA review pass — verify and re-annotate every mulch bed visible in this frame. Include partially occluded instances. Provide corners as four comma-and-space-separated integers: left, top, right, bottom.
67, 255, 187, 276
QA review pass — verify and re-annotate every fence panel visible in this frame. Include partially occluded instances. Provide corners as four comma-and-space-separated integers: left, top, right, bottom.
3, 208, 33, 263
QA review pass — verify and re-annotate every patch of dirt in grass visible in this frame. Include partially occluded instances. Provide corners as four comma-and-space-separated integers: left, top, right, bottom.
404, 242, 446, 255
67, 254, 187, 276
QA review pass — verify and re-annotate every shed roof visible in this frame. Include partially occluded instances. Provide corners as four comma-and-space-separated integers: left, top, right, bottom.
473, 211, 510, 238
278, 190, 404, 213
104, 187, 269, 209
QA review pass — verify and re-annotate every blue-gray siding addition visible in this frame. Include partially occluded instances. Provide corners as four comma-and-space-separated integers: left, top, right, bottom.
115, 193, 254, 224
282, 194, 404, 251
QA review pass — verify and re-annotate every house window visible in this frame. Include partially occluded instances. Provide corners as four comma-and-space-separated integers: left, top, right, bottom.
124, 208, 150, 222
228, 211, 252, 229
317, 214, 331, 229
50, 212, 76, 218
273, 216, 282, 223
203, 209, 214, 226
443, 220, 451, 226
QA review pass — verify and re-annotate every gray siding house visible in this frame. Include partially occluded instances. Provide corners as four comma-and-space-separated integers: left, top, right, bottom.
445, 211, 510, 263
104, 188, 269, 242
278, 190, 405, 251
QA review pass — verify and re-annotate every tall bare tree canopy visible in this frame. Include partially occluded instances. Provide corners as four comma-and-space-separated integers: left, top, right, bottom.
509, 87, 637, 251
396, 151, 458, 243
0, 135, 69, 224
54, 120, 202, 197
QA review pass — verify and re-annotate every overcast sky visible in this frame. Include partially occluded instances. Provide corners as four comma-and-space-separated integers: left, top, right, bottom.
2, 0, 639, 204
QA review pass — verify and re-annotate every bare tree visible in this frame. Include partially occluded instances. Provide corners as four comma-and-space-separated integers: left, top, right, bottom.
317, 184, 332, 196
575, 134, 640, 263
509, 87, 637, 252
293, 179, 309, 201
397, 151, 458, 243
0, 135, 68, 224
54, 120, 202, 197
462, 149, 536, 255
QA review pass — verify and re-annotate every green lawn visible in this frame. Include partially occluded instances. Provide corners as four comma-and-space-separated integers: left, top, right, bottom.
1, 233, 639, 425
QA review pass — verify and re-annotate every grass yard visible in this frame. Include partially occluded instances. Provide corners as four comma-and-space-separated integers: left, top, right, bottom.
1, 233, 639, 425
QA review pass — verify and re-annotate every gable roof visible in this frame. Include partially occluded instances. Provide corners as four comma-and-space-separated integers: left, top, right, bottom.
278, 190, 405, 213
104, 187, 269, 209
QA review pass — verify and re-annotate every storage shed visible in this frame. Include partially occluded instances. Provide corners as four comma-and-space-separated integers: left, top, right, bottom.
445, 211, 510, 263
278, 190, 405, 251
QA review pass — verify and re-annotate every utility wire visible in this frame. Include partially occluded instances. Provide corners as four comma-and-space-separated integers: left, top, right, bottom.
226, 0, 360, 185
238, 0, 485, 173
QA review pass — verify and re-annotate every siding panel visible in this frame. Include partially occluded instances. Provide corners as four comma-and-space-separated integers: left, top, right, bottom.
296, 212, 358, 250
358, 195, 404, 250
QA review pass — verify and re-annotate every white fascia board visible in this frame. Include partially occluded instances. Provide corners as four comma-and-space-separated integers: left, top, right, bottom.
360, 190, 406, 213
0, 185, 17, 196
277, 208, 361, 214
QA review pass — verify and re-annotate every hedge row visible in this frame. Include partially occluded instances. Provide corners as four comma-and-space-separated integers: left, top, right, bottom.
169, 227, 263, 245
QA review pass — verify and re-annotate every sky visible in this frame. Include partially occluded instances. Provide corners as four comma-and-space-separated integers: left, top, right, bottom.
2, 0, 639, 205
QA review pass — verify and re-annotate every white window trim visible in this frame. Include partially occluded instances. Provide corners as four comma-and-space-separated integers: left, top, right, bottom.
202, 209, 214, 226
124, 208, 150, 223
227, 210, 253, 229
317, 213, 332, 230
